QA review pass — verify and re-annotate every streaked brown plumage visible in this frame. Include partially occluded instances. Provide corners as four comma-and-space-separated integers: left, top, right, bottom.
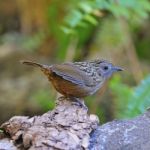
21, 60, 123, 98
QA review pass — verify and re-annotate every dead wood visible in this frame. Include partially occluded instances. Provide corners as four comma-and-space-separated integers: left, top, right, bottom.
0, 97, 99, 150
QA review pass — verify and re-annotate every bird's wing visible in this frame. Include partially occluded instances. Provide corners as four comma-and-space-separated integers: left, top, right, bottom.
51, 63, 96, 87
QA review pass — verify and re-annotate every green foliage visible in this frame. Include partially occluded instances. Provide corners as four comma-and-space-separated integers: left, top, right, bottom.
110, 75, 150, 118
106, 0, 150, 20
136, 37, 150, 60
61, 0, 99, 35
47, 1, 71, 60
32, 90, 55, 111
62, 0, 150, 35
58, 0, 150, 61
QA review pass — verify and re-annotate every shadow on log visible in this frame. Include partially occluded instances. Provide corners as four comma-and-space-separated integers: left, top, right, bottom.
0, 97, 150, 150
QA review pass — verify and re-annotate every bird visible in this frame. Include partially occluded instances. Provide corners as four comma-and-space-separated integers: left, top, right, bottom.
21, 60, 123, 99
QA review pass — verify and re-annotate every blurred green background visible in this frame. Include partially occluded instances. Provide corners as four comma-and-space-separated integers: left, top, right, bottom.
0, 0, 150, 124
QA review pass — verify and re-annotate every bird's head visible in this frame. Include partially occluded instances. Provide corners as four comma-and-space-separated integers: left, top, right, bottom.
98, 60, 123, 79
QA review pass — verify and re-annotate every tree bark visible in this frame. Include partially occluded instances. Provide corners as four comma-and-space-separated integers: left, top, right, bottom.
0, 97, 99, 150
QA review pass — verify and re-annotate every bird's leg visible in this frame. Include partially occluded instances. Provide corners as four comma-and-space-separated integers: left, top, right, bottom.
56, 96, 88, 110
68, 97, 88, 110
56, 96, 67, 106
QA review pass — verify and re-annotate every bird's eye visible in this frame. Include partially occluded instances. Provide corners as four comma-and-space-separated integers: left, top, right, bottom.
103, 66, 108, 70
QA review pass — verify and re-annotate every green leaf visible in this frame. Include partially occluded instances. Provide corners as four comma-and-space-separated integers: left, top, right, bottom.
110, 75, 150, 119
60, 26, 76, 35
84, 14, 98, 25
126, 75, 150, 117
79, 2, 93, 13
65, 10, 83, 27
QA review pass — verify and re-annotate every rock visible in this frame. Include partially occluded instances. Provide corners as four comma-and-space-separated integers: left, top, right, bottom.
0, 138, 17, 150
89, 111, 150, 150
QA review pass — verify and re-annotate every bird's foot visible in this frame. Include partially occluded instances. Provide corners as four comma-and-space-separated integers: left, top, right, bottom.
70, 97, 88, 110
57, 96, 88, 110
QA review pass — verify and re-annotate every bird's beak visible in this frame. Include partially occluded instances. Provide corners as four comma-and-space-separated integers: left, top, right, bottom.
112, 66, 123, 72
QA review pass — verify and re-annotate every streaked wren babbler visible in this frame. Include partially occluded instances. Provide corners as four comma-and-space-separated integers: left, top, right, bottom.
22, 60, 123, 99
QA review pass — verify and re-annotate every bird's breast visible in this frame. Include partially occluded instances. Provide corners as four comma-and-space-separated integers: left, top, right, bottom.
48, 72, 102, 98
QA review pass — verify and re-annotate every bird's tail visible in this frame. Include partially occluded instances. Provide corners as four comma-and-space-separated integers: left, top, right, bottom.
21, 60, 52, 80
20, 60, 47, 68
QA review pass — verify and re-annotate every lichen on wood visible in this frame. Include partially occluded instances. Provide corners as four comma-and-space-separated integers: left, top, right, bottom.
0, 97, 99, 150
